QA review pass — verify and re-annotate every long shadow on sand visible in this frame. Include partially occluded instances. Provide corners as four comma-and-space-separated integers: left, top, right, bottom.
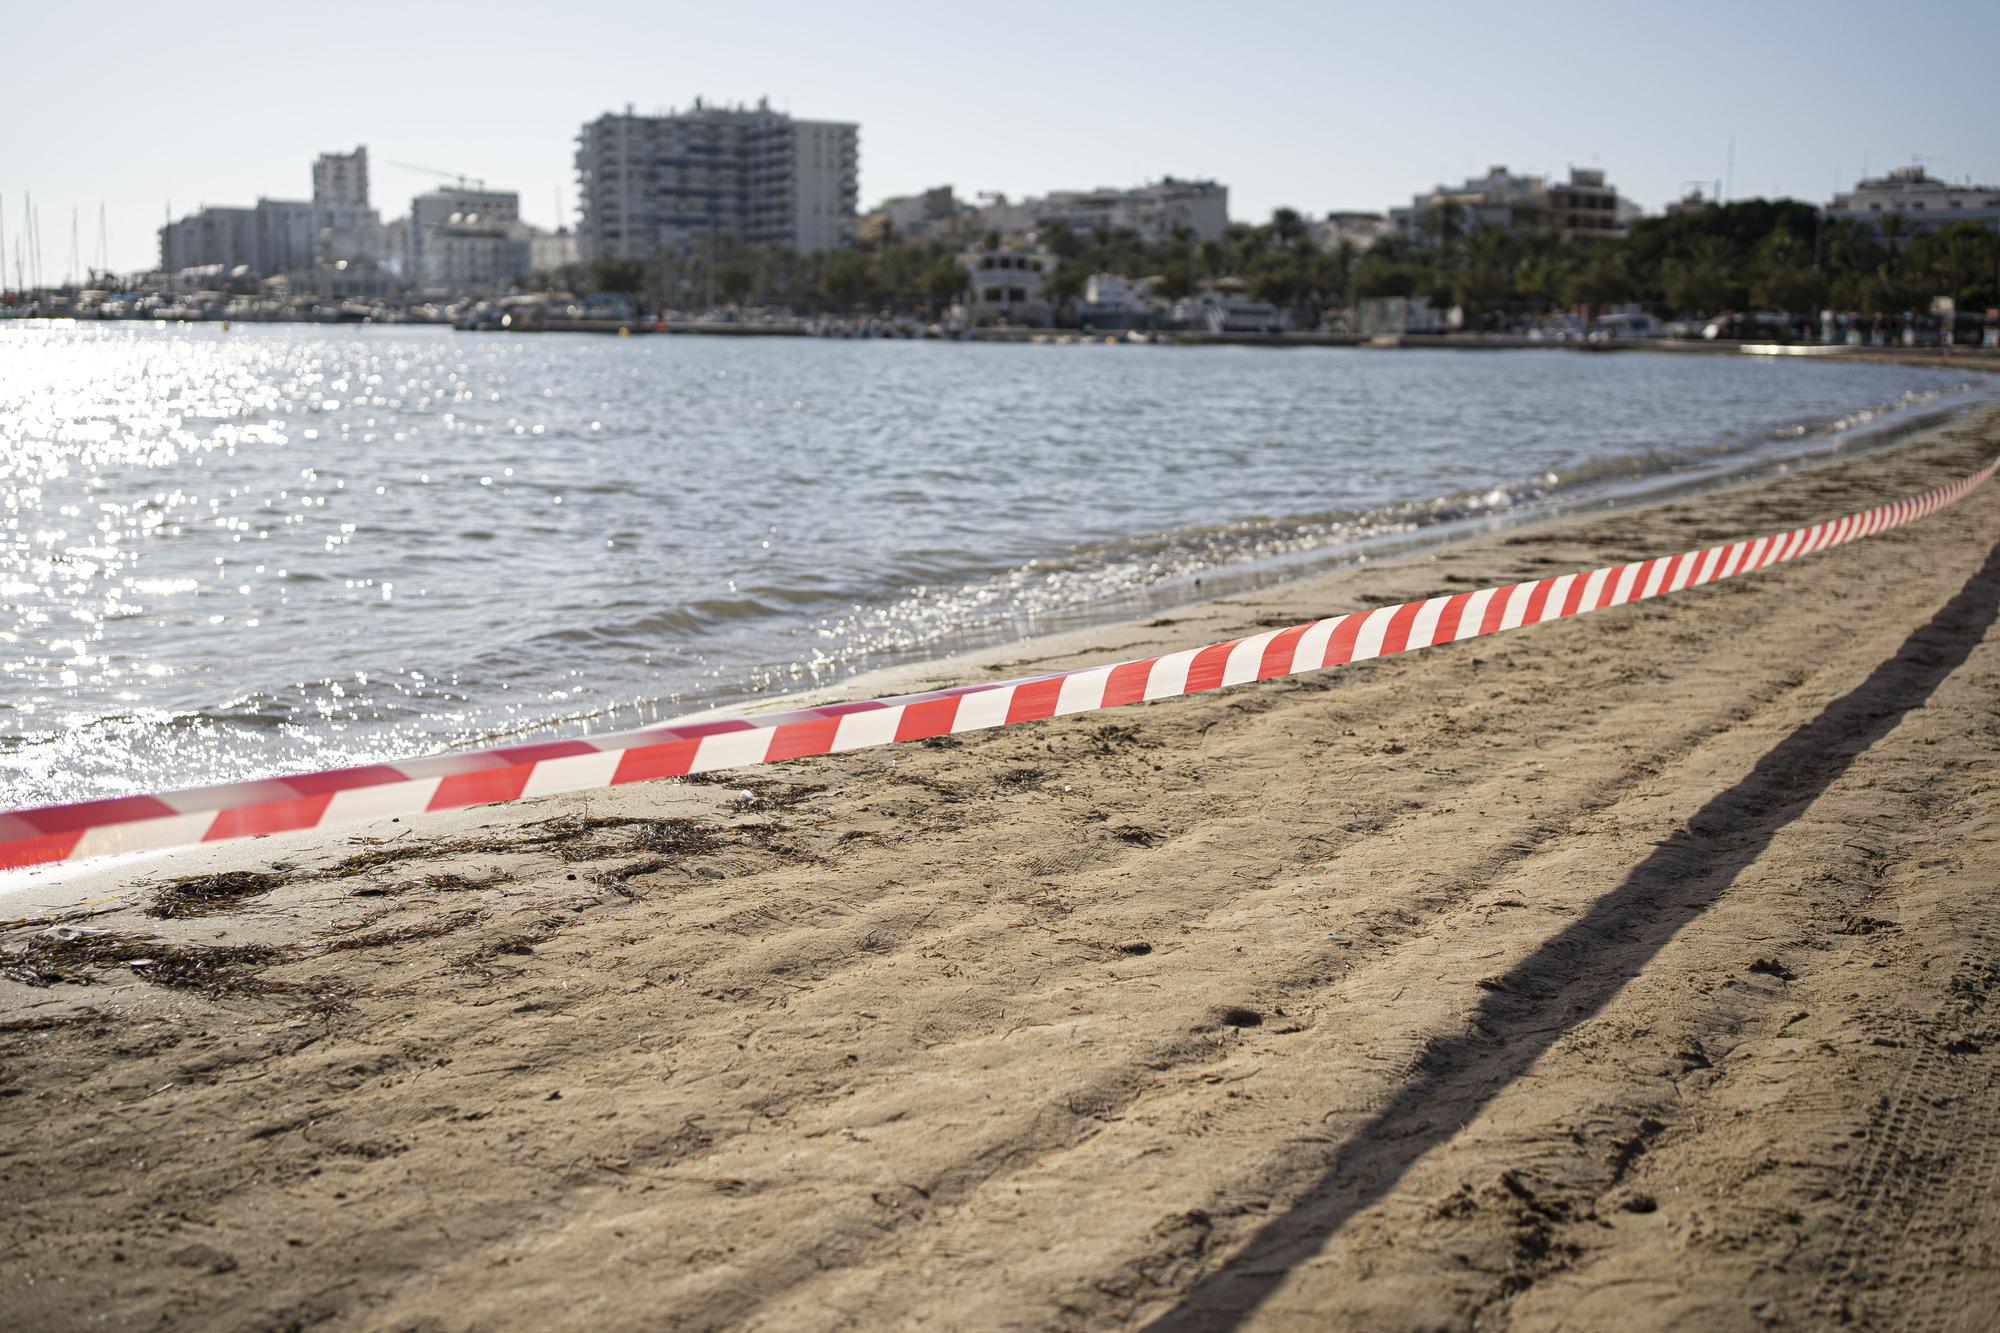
1147, 539, 2000, 1330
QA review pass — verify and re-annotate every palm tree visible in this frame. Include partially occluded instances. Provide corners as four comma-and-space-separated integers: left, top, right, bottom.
1879, 212, 1909, 267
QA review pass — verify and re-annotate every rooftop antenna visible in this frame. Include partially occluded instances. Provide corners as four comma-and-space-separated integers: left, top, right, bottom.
0, 193, 8, 297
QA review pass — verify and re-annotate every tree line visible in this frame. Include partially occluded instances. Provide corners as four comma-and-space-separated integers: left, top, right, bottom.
542, 200, 2000, 324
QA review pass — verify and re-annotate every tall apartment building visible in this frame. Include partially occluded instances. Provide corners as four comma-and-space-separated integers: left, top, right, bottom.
313, 147, 370, 208
574, 99, 859, 261
254, 198, 317, 274
310, 145, 388, 268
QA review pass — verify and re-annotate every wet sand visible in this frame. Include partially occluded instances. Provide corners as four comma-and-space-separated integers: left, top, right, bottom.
4, 406, 1999, 1330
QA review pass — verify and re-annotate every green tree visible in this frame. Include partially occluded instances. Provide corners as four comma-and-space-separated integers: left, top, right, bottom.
1270, 207, 1309, 246
1040, 220, 1083, 260
1352, 259, 1421, 299
818, 250, 878, 309
1048, 259, 1089, 307
589, 259, 645, 295
922, 256, 966, 308
714, 259, 756, 305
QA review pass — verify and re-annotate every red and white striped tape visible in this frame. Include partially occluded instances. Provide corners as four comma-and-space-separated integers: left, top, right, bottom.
4, 456, 1994, 871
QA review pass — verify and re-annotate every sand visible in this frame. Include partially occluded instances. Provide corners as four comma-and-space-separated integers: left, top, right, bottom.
4, 405, 1999, 1331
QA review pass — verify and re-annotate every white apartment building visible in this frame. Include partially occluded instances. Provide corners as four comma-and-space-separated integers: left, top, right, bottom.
313, 147, 370, 208
1825, 166, 2000, 235
574, 99, 859, 261
406, 187, 527, 293
978, 178, 1229, 244
309, 145, 388, 269
526, 226, 580, 275
155, 145, 393, 280
159, 206, 258, 275
1391, 165, 1628, 245
871, 186, 972, 242
254, 199, 316, 274
1034, 178, 1230, 242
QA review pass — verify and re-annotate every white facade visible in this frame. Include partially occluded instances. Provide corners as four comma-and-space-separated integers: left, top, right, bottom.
875, 186, 971, 242
315, 199, 389, 269
310, 147, 389, 268
407, 187, 527, 292
958, 248, 1055, 325
1391, 165, 1627, 245
525, 226, 579, 275
313, 147, 369, 208
574, 100, 860, 261
1313, 211, 1393, 253
984, 178, 1230, 243
254, 198, 316, 275
793, 119, 859, 253
159, 206, 257, 275
1825, 166, 2000, 235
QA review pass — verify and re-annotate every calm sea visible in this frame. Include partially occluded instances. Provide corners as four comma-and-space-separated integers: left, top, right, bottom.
1, 323, 1986, 809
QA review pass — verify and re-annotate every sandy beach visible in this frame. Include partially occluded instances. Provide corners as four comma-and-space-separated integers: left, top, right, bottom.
4, 403, 1999, 1330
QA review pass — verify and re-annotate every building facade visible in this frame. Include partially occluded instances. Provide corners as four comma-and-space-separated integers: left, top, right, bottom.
1392, 165, 1632, 245
406, 186, 527, 293
1825, 166, 2000, 235
310, 145, 388, 270
313, 147, 370, 208
162, 145, 391, 278
1030, 178, 1230, 243
254, 198, 316, 275
574, 99, 860, 262
159, 206, 258, 275
957, 248, 1054, 325
976, 179, 1229, 244
1313, 211, 1393, 253
526, 226, 580, 275
867, 185, 974, 244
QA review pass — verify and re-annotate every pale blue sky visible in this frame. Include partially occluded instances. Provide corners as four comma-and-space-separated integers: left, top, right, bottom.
6, 0, 1995, 277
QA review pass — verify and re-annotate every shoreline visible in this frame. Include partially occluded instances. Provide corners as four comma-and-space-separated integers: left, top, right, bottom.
4, 404, 1999, 1329
10, 313, 2000, 365
4, 384, 1990, 905
3, 386, 1994, 903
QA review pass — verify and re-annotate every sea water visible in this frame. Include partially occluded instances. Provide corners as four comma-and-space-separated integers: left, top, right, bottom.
1, 322, 1985, 807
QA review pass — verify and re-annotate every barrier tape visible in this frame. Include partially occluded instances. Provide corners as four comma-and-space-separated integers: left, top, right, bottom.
4, 456, 1994, 871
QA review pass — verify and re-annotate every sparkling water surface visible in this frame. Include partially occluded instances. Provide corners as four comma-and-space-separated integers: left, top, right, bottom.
0, 323, 1984, 808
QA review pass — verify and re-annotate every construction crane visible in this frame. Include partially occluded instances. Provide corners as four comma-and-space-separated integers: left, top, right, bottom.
387, 161, 489, 192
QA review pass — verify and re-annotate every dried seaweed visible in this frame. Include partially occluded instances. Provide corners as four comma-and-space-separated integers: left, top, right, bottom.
3, 929, 284, 998
147, 870, 285, 919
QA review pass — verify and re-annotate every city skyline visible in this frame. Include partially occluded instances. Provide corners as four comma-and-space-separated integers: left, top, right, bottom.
6, 0, 1999, 278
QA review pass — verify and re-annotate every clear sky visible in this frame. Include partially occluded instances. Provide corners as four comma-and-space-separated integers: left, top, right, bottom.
6, 0, 1996, 277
